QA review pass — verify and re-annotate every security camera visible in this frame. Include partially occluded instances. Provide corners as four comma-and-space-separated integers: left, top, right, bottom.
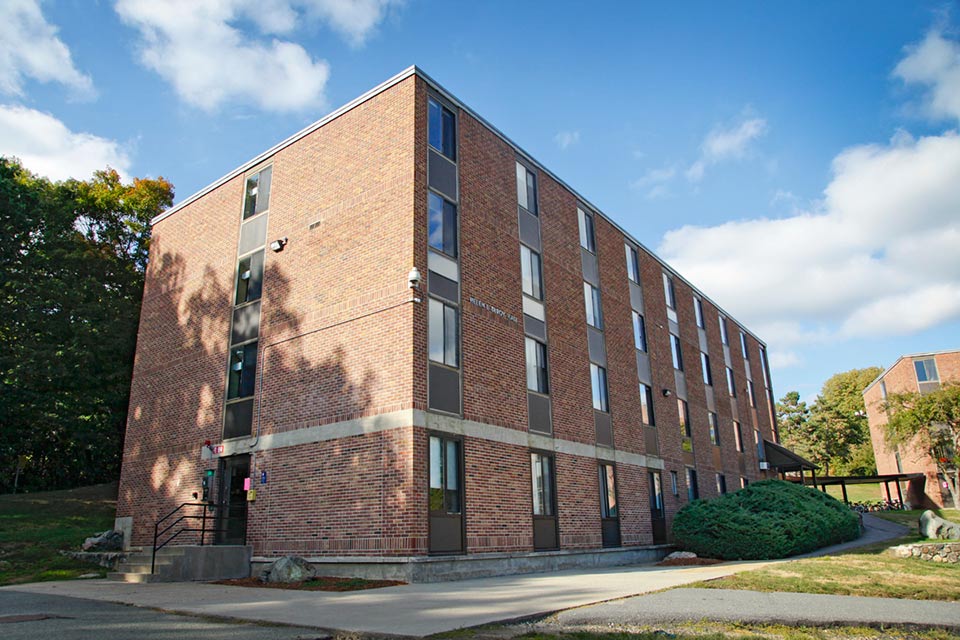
407, 266, 423, 289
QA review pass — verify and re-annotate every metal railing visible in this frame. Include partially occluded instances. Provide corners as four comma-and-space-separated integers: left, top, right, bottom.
151, 502, 246, 573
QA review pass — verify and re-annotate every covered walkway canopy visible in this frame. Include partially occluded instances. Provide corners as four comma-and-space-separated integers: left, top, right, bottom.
763, 439, 820, 487
797, 472, 926, 505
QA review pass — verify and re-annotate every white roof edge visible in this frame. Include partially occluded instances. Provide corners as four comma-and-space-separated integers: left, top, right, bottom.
150, 64, 766, 348
862, 348, 960, 395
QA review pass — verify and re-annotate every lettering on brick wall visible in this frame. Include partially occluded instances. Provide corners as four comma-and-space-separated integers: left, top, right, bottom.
468, 297, 518, 323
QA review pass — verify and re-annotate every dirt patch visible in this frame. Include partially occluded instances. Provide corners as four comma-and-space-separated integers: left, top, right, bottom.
214, 576, 406, 591
655, 557, 724, 566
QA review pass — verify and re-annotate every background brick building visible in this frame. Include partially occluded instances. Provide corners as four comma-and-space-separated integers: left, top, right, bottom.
864, 349, 960, 508
116, 67, 781, 579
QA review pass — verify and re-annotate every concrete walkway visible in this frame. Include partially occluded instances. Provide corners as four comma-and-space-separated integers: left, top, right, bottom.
0, 514, 916, 637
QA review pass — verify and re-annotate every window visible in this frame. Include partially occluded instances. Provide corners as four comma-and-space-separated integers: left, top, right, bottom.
694, 297, 704, 328
428, 192, 458, 258
915, 358, 940, 382
662, 273, 676, 310
520, 245, 543, 300
726, 367, 736, 397
591, 363, 609, 412
584, 282, 603, 329
700, 352, 712, 386
755, 429, 765, 462
625, 244, 639, 282
639, 383, 655, 426
740, 476, 749, 489
759, 345, 772, 388
709, 412, 720, 446
428, 98, 456, 161
243, 166, 272, 219
719, 315, 729, 345
670, 334, 683, 371
525, 338, 549, 394
747, 380, 757, 407
670, 470, 679, 495
734, 420, 744, 452
516, 162, 538, 215
235, 250, 264, 305
686, 468, 699, 501
632, 311, 647, 351
531, 453, 555, 516
678, 399, 691, 438
740, 331, 749, 359
429, 299, 459, 367
227, 341, 258, 399
880, 380, 888, 401
716, 474, 727, 495
599, 464, 618, 518
649, 471, 663, 518
578, 208, 595, 252
429, 435, 461, 513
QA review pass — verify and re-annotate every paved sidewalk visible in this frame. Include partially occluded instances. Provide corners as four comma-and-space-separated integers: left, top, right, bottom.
0, 513, 915, 637
547, 588, 960, 631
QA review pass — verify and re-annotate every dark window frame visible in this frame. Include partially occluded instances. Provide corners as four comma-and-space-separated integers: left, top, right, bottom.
428, 97, 457, 161
428, 191, 458, 259
525, 337, 550, 394
428, 297, 460, 369
632, 311, 647, 352
242, 166, 272, 220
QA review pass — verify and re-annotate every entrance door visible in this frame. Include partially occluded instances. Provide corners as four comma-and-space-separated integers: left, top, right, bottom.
599, 463, 621, 547
429, 435, 463, 553
531, 452, 558, 550
216, 454, 250, 545
649, 470, 667, 544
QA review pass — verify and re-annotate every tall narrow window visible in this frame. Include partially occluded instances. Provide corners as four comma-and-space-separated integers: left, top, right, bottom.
734, 420, 744, 452
429, 299, 459, 367
243, 166, 272, 219
227, 342, 258, 399
591, 363, 609, 412
578, 208, 596, 252
632, 311, 647, 352
755, 429, 765, 462
740, 331, 749, 359
719, 315, 729, 345
639, 383, 655, 426
694, 297, 705, 328
686, 468, 699, 501
429, 436, 461, 513
520, 245, 543, 300
531, 453, 555, 516
235, 251, 264, 305
678, 399, 691, 438
625, 245, 639, 282
726, 367, 737, 397
709, 412, 720, 446
525, 338, 549, 394
516, 162, 538, 215
700, 352, 712, 386
716, 474, 727, 495
670, 470, 679, 495
584, 283, 603, 329
648, 471, 663, 518
662, 273, 676, 310
428, 98, 456, 161
670, 334, 683, 371
599, 464, 618, 518
747, 380, 757, 407
428, 192, 458, 258
740, 476, 749, 489
760, 345, 772, 388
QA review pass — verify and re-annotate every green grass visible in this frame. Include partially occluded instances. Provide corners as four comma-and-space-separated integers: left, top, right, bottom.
684, 536, 960, 601
873, 508, 960, 533
0, 483, 117, 585
821, 482, 887, 503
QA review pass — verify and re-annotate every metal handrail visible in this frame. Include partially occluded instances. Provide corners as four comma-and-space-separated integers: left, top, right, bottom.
151, 502, 246, 573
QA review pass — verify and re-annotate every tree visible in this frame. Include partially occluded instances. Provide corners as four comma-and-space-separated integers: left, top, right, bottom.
884, 384, 960, 508
0, 157, 173, 492
777, 390, 813, 458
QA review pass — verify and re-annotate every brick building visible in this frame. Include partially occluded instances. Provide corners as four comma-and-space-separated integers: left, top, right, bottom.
115, 67, 783, 580
864, 350, 960, 509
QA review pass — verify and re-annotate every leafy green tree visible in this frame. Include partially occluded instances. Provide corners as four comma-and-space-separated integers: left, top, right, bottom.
806, 367, 882, 476
777, 390, 814, 459
0, 157, 173, 492
884, 383, 960, 508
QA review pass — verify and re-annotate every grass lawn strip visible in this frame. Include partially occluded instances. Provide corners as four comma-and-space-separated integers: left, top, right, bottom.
872, 509, 960, 531
214, 576, 404, 591
0, 483, 117, 585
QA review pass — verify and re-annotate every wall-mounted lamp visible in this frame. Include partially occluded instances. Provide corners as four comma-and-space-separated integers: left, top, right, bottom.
662, 388, 672, 397
269, 237, 288, 252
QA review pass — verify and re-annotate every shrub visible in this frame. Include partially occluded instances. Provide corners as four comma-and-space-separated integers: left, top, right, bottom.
671, 479, 860, 560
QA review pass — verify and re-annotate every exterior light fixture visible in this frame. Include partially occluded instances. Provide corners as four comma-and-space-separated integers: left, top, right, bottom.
269, 237, 288, 252
662, 388, 672, 397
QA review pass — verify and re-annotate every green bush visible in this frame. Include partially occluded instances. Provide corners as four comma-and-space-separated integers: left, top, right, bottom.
672, 479, 860, 560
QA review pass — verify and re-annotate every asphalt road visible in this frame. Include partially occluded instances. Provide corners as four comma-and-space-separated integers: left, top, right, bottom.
0, 591, 330, 640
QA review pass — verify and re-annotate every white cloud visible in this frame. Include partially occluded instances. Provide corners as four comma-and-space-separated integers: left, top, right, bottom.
894, 29, 960, 121
0, 0, 94, 99
769, 350, 801, 370
630, 165, 677, 199
115, 0, 401, 112
686, 115, 768, 182
0, 104, 131, 181
554, 130, 580, 150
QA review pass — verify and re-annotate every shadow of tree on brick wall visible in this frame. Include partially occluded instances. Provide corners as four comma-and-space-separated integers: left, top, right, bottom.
118, 240, 388, 546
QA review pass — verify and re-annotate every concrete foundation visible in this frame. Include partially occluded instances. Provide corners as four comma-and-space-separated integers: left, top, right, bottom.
252, 544, 674, 583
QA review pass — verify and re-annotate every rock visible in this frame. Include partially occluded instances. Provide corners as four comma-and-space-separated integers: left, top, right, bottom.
919, 510, 960, 540
890, 545, 911, 558
78, 573, 100, 579
260, 556, 316, 583
81, 530, 124, 552
665, 551, 698, 560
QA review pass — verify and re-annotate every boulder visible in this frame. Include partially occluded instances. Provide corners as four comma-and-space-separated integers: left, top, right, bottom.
81, 530, 124, 552
665, 551, 698, 560
260, 556, 317, 583
919, 510, 960, 540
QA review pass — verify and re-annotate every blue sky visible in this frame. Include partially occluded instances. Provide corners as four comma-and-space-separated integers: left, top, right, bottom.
3, 1, 960, 403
